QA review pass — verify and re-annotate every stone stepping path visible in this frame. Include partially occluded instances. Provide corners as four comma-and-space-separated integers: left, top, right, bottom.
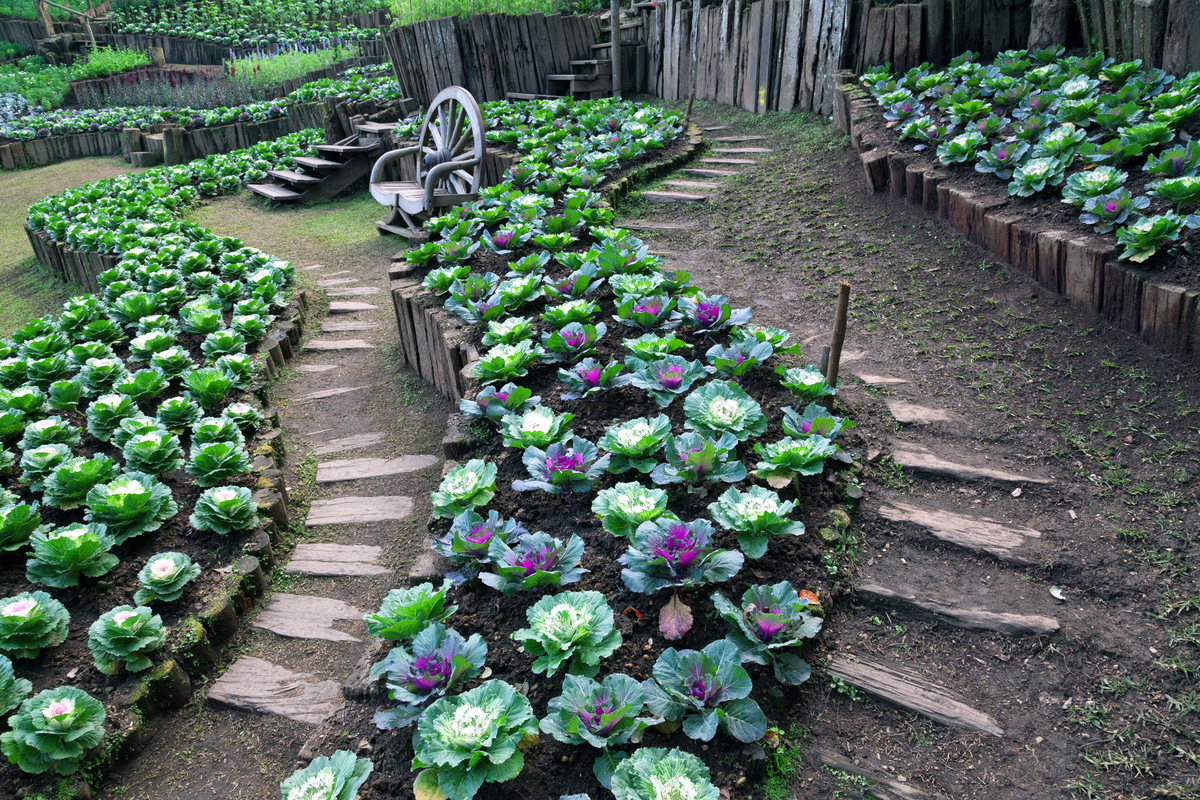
306, 339, 375, 351
711, 147, 772, 154
319, 269, 352, 277
885, 400, 954, 426
316, 455, 439, 484
620, 220, 699, 231
295, 386, 370, 402
854, 371, 909, 386
302, 264, 327, 271
703, 124, 731, 131
321, 320, 378, 332
305, 496, 415, 526
209, 657, 343, 725
877, 500, 1042, 563
298, 364, 339, 373
713, 135, 766, 143
285, 544, 390, 577
327, 287, 381, 297
329, 301, 377, 313
892, 443, 1054, 485
827, 655, 1004, 737
663, 179, 722, 191
313, 432, 387, 456
856, 581, 1060, 635
643, 190, 708, 204
701, 157, 758, 165
253, 593, 363, 642
684, 168, 737, 178
316, 278, 359, 287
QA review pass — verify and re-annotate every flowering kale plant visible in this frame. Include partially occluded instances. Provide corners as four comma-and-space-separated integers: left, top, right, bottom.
123, 430, 185, 475
512, 590, 622, 677
559, 358, 631, 401
683, 380, 767, 442
712, 581, 823, 685
781, 402, 855, 440
0, 655, 31, 716
705, 340, 773, 379
134, 551, 201, 604
433, 509, 528, 585
1079, 189, 1149, 234
280, 750, 373, 800
591, 482, 671, 539
610, 747, 719, 800
472, 341, 544, 384
709, 486, 805, 559
481, 531, 587, 594
543, 266, 605, 301
87, 605, 166, 674
459, 383, 540, 423
619, 518, 744, 596
542, 298, 600, 327
776, 364, 836, 400
500, 406, 575, 449
365, 580, 457, 642
753, 436, 841, 488
84, 472, 178, 545
189, 485, 257, 534
612, 295, 681, 332
432, 459, 497, 520
1116, 211, 1187, 262
678, 293, 751, 335
649, 431, 747, 489
0, 592, 70, 659
24, 524, 118, 589
42, 455, 119, 510
411, 680, 537, 800
512, 437, 610, 495
371, 622, 487, 730
541, 322, 606, 364
0, 502, 47, 552
481, 316, 536, 347
623, 332, 691, 361
597, 415, 672, 474
628, 355, 708, 407
641, 639, 768, 743
0, 687, 106, 775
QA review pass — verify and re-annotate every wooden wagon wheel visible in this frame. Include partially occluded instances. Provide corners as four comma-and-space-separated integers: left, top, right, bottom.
417, 86, 486, 199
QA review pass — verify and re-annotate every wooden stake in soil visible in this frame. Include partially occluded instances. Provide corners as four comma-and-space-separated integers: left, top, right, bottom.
824, 282, 851, 401
611, 0, 622, 99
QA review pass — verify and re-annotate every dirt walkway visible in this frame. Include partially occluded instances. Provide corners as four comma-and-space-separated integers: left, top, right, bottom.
616, 100, 1200, 800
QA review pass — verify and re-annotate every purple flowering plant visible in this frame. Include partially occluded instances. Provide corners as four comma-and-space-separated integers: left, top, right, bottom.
432, 509, 529, 584
975, 141, 1030, 180
558, 358, 631, 401
480, 531, 587, 594
711, 581, 823, 685
642, 639, 767, 743
704, 340, 774, 379
512, 436, 610, 494
627, 355, 708, 407
458, 382, 541, 424
540, 322, 606, 364
619, 518, 744, 596
371, 622, 487, 729
612, 295, 682, 332
1080, 189, 1149, 234
542, 266, 605, 302
781, 402, 855, 440
649, 431, 747, 489
678, 293, 751, 335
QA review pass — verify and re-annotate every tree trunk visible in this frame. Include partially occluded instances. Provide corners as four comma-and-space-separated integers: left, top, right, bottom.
1027, 0, 1071, 48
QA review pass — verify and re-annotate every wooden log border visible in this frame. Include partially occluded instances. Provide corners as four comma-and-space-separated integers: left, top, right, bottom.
833, 71, 1200, 365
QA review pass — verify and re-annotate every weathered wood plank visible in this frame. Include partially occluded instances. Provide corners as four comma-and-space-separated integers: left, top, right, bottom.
305, 339, 375, 351
315, 455, 440, 483
326, 287, 381, 297
253, 593, 363, 642
857, 582, 1061, 635
878, 500, 1042, 561
891, 443, 1055, 485
209, 657, 343, 725
305, 496, 416, 526
327, 302, 378, 313
320, 320, 378, 332
313, 432, 388, 456
779, 0, 805, 111
285, 544, 390, 577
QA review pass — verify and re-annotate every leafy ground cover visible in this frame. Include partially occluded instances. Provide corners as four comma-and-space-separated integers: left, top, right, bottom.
862, 49, 1200, 267
226, 43, 359, 88
0, 50, 152, 110
107, 0, 383, 47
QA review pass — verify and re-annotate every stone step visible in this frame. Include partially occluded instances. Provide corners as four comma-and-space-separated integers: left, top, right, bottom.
885, 400, 955, 426
663, 179, 722, 191
643, 190, 708, 204
305, 496, 415, 526
252, 593, 363, 642
711, 146, 772, 154
285, 544, 390, 577
326, 287, 380, 297
306, 339, 375, 351
208, 657, 342, 725
316, 278, 359, 287
701, 157, 758, 165
703, 125, 731, 131
892, 443, 1054, 485
877, 499, 1042, 563
302, 264, 327, 270
321, 269, 353, 277
297, 365, 338, 373
618, 220, 699, 230
854, 371, 909, 386
295, 386, 369, 402
683, 168, 737, 178
328, 302, 378, 314
827, 654, 1004, 737
321, 320, 378, 332
313, 432, 387, 456
713, 135, 767, 143
856, 581, 1060, 636
316, 455, 439, 483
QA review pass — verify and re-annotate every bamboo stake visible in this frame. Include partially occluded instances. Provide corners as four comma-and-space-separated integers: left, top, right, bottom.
612, 0, 622, 99
823, 282, 851, 404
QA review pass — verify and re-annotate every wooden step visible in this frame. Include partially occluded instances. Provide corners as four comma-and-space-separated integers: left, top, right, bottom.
293, 156, 344, 171
713, 135, 767, 143
663, 179, 721, 191
877, 500, 1042, 564
827, 655, 1004, 737
268, 169, 322, 186
247, 183, 304, 202
701, 157, 758, 165
328, 302, 377, 314
856, 582, 1060, 636
313, 433, 387, 457
546, 74, 612, 92
620, 220, 699, 231
684, 168, 737, 178
813, 749, 947, 800
504, 92, 559, 100
316, 455, 440, 484
316, 141, 382, 156
891, 443, 1055, 485
355, 120, 400, 135
642, 190, 707, 204
570, 58, 613, 75
711, 147, 773, 154
305, 496, 415, 526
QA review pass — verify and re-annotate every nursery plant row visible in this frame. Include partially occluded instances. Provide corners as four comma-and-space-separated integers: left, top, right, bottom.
862, 47, 1200, 266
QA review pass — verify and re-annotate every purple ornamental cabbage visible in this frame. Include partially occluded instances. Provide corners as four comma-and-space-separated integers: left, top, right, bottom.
649, 431, 747, 489
612, 295, 682, 332
1080, 189, 1150, 234
641, 639, 768, 742
558, 358, 631, 401
705, 340, 774, 379
678, 293, 751, 335
627, 355, 708, 407
541, 322, 606, 364
781, 403, 855, 440
619, 518, 744, 595
512, 436, 610, 494
711, 581, 823, 685
480, 531, 588, 594
458, 383, 541, 424
432, 509, 529, 584
371, 622, 487, 729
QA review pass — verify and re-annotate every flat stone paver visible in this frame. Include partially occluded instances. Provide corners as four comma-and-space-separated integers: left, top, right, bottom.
286, 544, 390, 577
854, 372, 909, 386
878, 500, 1042, 561
306, 339, 375, 351
328, 302, 378, 313
326, 287, 380, 297
208, 657, 342, 725
313, 432, 387, 456
252, 593, 363, 642
856, 582, 1060, 636
892, 443, 1054, 485
316, 455, 439, 483
886, 400, 954, 425
295, 386, 369, 402
316, 278, 359, 287
321, 320, 378, 332
305, 496, 415, 526
297, 365, 339, 373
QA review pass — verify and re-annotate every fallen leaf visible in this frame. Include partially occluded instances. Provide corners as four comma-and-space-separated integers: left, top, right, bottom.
1050, 587, 1066, 602
1011, 487, 1022, 497
659, 595, 693, 640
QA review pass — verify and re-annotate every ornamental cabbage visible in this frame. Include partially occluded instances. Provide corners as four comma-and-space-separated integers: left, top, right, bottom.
611, 747, 719, 800
776, 364, 835, 400
84, 472, 178, 544
42, 454, 119, 510
1008, 156, 1067, 197
0, 386, 46, 416
592, 482, 671, 539
128, 331, 175, 363
459, 383, 540, 423
481, 316, 536, 347
184, 367, 233, 411
19, 444, 70, 492
1080, 189, 1149, 234
0, 592, 70, 659
19, 416, 80, 451
123, 430, 185, 475
0, 655, 31, 716
613, 295, 682, 332
542, 298, 601, 327
365, 580, 457, 641
512, 437, 610, 495
114, 369, 169, 403
1116, 211, 1187, 262
753, 435, 841, 488
191, 416, 245, 447
481, 531, 587, 594
598, 415, 672, 474
134, 551, 201, 605
682, 380, 767, 442
623, 332, 691, 361
85, 393, 138, 441
411, 680, 538, 800
152, 347, 194, 379
709, 486, 805, 559
472, 341, 544, 383
371, 623, 487, 730
111, 415, 165, 450
0, 502, 47, 552
512, 591, 622, 677
559, 358, 631, 401
781, 402, 855, 440
46, 379, 85, 412
432, 459, 497, 520
649, 431, 746, 489
641, 639, 767, 743
628, 355, 708, 407
186, 441, 252, 486
432, 509, 528, 585
500, 406, 575, 449
678, 293, 751, 334
88, 605, 166, 674
0, 687, 105, 775
619, 518, 744, 595
280, 750, 373, 800
712, 581, 823, 685
78, 358, 130, 397
540, 322, 606, 364
705, 339, 774, 379
189, 485, 257, 534
222, 402, 265, 433
25, 524, 118, 589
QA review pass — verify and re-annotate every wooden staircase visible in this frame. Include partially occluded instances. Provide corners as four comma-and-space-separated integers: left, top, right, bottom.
248, 134, 383, 204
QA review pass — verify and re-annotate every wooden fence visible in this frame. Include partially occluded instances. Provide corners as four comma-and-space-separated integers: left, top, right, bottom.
382, 13, 600, 106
